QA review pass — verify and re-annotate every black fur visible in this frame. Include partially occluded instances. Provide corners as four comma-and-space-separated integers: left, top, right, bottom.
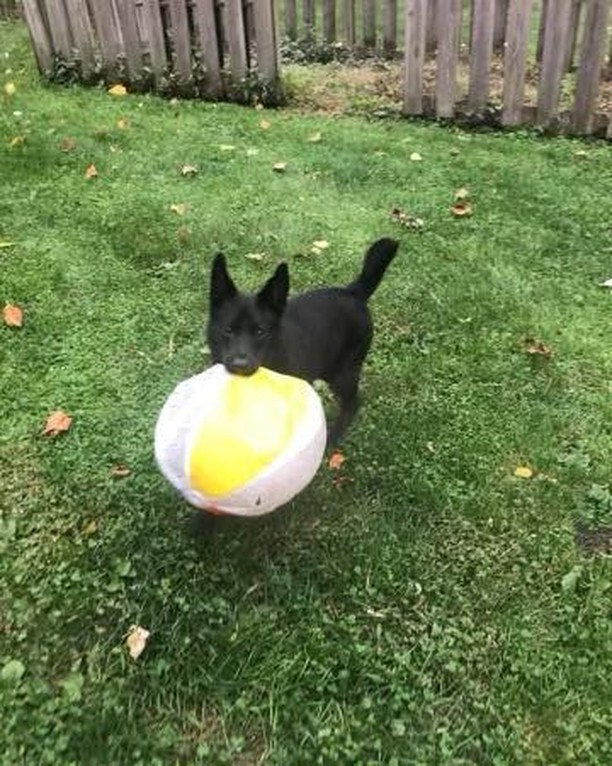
207, 237, 398, 446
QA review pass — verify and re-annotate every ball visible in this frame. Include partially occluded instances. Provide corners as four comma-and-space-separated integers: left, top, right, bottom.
154, 364, 327, 516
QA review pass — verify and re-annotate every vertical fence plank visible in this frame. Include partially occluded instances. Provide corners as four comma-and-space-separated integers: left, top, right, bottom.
536, 0, 547, 61
226, 0, 247, 83
343, 0, 355, 44
140, 0, 167, 83
502, 0, 533, 124
362, 0, 376, 48
468, 0, 494, 111
22, 0, 53, 72
253, 0, 279, 83
115, 0, 142, 80
436, 0, 461, 117
192, 0, 222, 96
426, 0, 438, 52
89, 0, 123, 74
571, 0, 611, 133
166, 0, 192, 82
323, 0, 336, 42
383, 0, 397, 54
303, 0, 315, 32
403, 0, 426, 114
565, 0, 582, 70
285, 0, 297, 38
493, 0, 509, 50
537, 0, 572, 126
45, 0, 73, 57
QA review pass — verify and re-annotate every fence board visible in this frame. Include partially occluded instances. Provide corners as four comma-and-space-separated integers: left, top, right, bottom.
303, 0, 314, 31
22, 0, 53, 72
502, 0, 533, 124
426, 0, 438, 51
571, 0, 611, 133
383, 0, 397, 53
254, 0, 279, 82
89, 0, 123, 73
565, 0, 582, 70
436, 0, 461, 118
403, 0, 426, 114
493, 0, 509, 49
468, 0, 495, 111
284, 0, 297, 38
362, 0, 376, 48
537, 0, 572, 125
140, 0, 167, 82
226, 0, 248, 83
343, 0, 355, 44
114, 0, 141, 80
166, 0, 192, 82
323, 0, 336, 42
192, 0, 223, 97
45, 0, 72, 57
536, 0, 547, 60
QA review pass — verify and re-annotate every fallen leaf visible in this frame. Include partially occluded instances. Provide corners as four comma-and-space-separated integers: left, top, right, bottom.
59, 137, 76, 152
83, 519, 98, 535
0, 241, 16, 249
84, 163, 98, 179
307, 132, 322, 143
390, 207, 425, 230
514, 465, 534, 479
410, 152, 423, 162
454, 187, 470, 201
254, 102, 264, 111
259, 119, 271, 130
4, 82, 16, 97
244, 252, 265, 262
246, 147, 260, 156
3, 303, 23, 327
522, 337, 553, 358
9, 135, 24, 148
451, 201, 472, 217
43, 410, 72, 437
425, 441, 436, 453
219, 144, 236, 152
180, 163, 198, 177
108, 83, 127, 97
110, 465, 131, 478
116, 117, 129, 129
272, 162, 287, 173
126, 625, 150, 660
573, 149, 588, 159
170, 202, 188, 216
312, 240, 329, 251
598, 278, 612, 288
328, 451, 345, 471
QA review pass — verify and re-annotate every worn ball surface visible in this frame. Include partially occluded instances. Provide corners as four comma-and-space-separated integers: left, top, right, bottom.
154, 364, 327, 516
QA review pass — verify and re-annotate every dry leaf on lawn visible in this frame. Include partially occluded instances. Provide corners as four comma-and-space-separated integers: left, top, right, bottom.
43, 410, 72, 437
514, 465, 534, 479
598, 278, 612, 288
3, 303, 23, 327
0, 241, 16, 249
4, 82, 16, 96
328, 451, 346, 471
83, 519, 98, 535
10, 135, 25, 148
244, 252, 265, 262
126, 625, 150, 660
170, 203, 188, 216
454, 187, 470, 201
108, 83, 127, 97
180, 164, 198, 177
390, 207, 424, 230
219, 144, 236, 152
84, 163, 98, 179
259, 119, 271, 130
410, 152, 423, 162
522, 337, 553, 358
272, 162, 287, 172
451, 201, 472, 217
110, 465, 131, 478
116, 117, 129, 130
307, 132, 322, 143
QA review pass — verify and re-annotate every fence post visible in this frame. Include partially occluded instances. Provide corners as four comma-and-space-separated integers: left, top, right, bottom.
493, 0, 509, 51
285, 0, 297, 39
383, 0, 398, 55
192, 0, 223, 98
403, 0, 426, 114
564, 0, 583, 71
166, 0, 193, 84
362, 0, 376, 49
253, 0, 281, 92
501, 0, 533, 125
114, 0, 141, 81
226, 0, 248, 86
468, 0, 494, 112
426, 0, 438, 52
140, 0, 167, 85
44, 0, 72, 59
571, 0, 611, 133
436, 0, 461, 118
343, 0, 355, 45
21, 0, 53, 73
303, 0, 315, 33
323, 0, 336, 42
537, 0, 572, 126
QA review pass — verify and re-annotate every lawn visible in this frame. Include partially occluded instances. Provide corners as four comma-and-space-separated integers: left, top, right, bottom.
2, 18, 612, 765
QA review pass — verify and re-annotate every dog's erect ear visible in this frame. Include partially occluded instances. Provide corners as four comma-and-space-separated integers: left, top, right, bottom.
210, 253, 237, 309
257, 263, 289, 316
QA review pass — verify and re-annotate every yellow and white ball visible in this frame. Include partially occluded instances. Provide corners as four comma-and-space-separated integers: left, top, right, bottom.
154, 364, 327, 516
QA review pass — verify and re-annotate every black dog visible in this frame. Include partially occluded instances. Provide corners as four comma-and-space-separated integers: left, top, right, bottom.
207, 238, 398, 445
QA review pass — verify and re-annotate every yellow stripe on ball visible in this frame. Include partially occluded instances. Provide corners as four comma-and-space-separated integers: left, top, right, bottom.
187, 368, 310, 497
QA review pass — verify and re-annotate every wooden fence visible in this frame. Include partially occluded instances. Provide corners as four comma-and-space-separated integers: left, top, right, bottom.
20, 0, 281, 102
0, 0, 21, 18
18, 1, 612, 138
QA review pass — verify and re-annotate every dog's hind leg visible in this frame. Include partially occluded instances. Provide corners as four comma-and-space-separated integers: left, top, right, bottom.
327, 368, 361, 448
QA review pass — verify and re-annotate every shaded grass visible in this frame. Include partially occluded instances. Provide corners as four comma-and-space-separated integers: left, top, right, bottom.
2, 19, 612, 765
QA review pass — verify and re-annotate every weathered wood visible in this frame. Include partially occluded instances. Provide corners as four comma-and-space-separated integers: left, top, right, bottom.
502, 0, 533, 125
608, 111, 612, 138
436, 0, 461, 117
383, 0, 397, 54
536, 0, 547, 61
362, 0, 375, 48
565, 0, 582, 71
45, 0, 73, 57
303, 0, 315, 32
192, 0, 223, 96
166, 0, 192, 82
426, 0, 438, 52
403, 0, 426, 114
537, 0, 572, 125
343, 0, 355, 44
114, 0, 142, 80
493, 0, 509, 50
253, 0, 279, 83
22, 0, 53, 72
323, 0, 336, 42
571, 0, 611, 133
284, 0, 297, 39
244, 0, 256, 48
468, 0, 494, 111
226, 0, 247, 83
140, 0, 167, 82
89, 0, 123, 73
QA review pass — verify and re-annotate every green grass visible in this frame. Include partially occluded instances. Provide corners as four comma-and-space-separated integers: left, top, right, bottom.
2, 18, 612, 765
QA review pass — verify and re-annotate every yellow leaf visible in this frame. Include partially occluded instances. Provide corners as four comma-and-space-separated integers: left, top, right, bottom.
307, 132, 322, 143
9, 135, 25, 148
116, 117, 129, 129
4, 81, 16, 96
244, 252, 265, 261
312, 240, 329, 250
108, 83, 127, 97
0, 241, 16, 249
180, 164, 198, 177
170, 202, 188, 216
410, 152, 423, 162
126, 625, 150, 660
84, 163, 98, 179
259, 119, 271, 130
219, 144, 236, 152
514, 465, 534, 479
272, 162, 287, 172
83, 519, 98, 536
454, 187, 470, 201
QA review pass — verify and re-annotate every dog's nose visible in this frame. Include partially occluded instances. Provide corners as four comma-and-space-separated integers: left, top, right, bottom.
226, 356, 257, 376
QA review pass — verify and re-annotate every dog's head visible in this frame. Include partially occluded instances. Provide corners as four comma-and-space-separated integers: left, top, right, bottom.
206, 254, 289, 376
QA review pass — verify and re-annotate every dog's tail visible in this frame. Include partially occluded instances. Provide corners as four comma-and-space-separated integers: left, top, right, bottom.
347, 238, 399, 301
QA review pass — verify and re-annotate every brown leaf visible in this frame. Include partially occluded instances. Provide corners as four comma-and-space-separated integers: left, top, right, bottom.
110, 465, 131, 478
59, 137, 77, 152
390, 207, 424, 230
3, 303, 23, 327
10, 135, 25, 148
43, 410, 72, 437
454, 187, 470, 201
451, 201, 472, 217
126, 625, 150, 660
180, 163, 198, 177
83, 519, 98, 536
170, 202, 188, 216
116, 117, 129, 130
328, 451, 345, 471
522, 337, 553, 358
272, 162, 288, 173
84, 163, 98, 179
108, 83, 127, 97
259, 119, 271, 130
